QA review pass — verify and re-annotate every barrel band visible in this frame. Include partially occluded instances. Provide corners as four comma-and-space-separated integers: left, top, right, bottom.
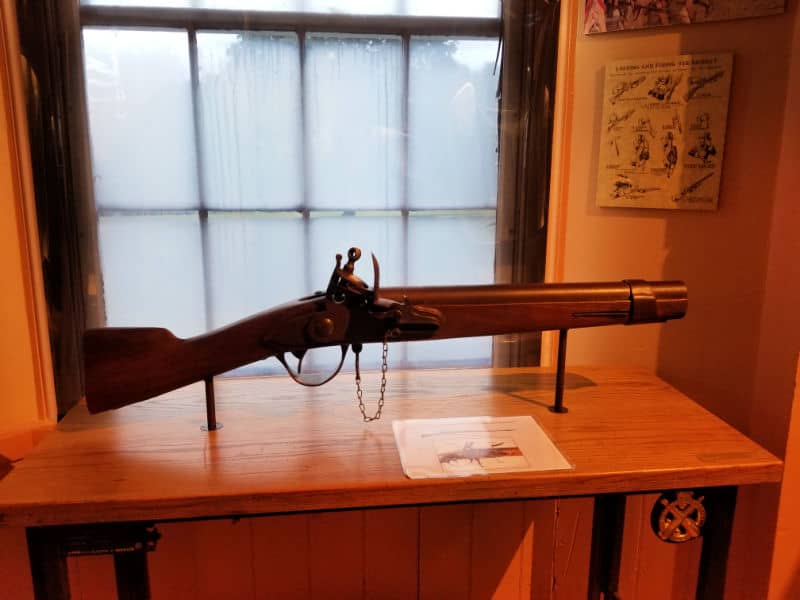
624, 279, 659, 323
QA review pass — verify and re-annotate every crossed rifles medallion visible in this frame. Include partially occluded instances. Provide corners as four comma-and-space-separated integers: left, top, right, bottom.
654, 491, 707, 543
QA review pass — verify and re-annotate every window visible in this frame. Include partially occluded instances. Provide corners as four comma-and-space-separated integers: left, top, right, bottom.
15, 0, 559, 411
80, 1, 502, 373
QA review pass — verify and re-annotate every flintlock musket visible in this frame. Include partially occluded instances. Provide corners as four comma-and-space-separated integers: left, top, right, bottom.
84, 247, 687, 419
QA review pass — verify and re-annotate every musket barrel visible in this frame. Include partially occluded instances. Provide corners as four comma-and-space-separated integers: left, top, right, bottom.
380, 280, 687, 339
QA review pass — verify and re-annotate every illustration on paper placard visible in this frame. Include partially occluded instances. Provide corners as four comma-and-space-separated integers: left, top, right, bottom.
584, 0, 785, 35
634, 116, 656, 138
436, 436, 528, 473
674, 172, 715, 203
611, 174, 660, 200
648, 73, 682, 101
688, 132, 717, 165
690, 112, 710, 130
662, 132, 678, 177
607, 109, 635, 132
685, 70, 725, 101
610, 76, 645, 104
597, 53, 732, 210
671, 112, 683, 134
631, 134, 651, 168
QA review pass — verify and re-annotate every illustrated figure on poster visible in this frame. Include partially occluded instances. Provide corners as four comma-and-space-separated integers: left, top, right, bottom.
615, 1, 670, 29
635, 116, 656, 138
674, 171, 715, 202
667, 0, 713, 24
612, 174, 660, 199
662, 132, 678, 177
585, 0, 608, 33
671, 111, 683, 134
632, 133, 650, 168
685, 69, 724, 101
609, 135, 622, 157
584, 0, 783, 35
648, 73, 682, 101
688, 132, 717, 165
607, 108, 635, 132
610, 75, 645, 103
691, 112, 710, 130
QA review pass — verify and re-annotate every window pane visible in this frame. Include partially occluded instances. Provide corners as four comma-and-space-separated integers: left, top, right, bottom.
207, 213, 306, 328
83, 29, 199, 210
406, 211, 495, 366
408, 37, 500, 209
305, 35, 403, 210
407, 212, 495, 284
197, 32, 303, 210
98, 214, 206, 338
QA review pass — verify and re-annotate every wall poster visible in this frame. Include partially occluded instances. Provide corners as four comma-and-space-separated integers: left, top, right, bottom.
597, 53, 732, 210
584, 1, 785, 34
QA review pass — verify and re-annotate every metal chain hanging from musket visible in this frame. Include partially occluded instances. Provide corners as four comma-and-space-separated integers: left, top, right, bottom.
353, 338, 388, 422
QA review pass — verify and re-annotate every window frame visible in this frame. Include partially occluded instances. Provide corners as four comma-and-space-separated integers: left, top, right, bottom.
14, 0, 560, 414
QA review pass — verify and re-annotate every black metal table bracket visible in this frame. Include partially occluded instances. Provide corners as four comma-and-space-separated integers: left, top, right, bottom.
26, 522, 160, 600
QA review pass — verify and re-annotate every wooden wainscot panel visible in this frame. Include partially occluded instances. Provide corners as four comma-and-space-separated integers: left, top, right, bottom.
252, 513, 312, 599
0, 526, 34, 599
553, 497, 593, 599
364, 507, 419, 599
65, 500, 567, 599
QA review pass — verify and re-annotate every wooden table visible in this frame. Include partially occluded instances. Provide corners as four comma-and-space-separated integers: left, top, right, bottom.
0, 366, 782, 599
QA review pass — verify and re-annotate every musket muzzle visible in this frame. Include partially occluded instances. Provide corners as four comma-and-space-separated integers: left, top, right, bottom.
625, 280, 688, 324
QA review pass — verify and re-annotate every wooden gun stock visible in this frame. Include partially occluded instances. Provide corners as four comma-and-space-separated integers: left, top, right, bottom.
85, 327, 207, 413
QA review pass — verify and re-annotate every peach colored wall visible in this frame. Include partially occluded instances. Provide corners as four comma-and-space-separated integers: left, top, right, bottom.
768, 357, 800, 600
561, 5, 798, 438
749, 0, 800, 459
559, 3, 800, 598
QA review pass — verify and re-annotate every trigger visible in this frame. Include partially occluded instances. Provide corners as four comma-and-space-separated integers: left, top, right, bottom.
291, 349, 306, 374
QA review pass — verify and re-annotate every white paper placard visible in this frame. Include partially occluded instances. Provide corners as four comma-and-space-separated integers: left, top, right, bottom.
392, 416, 573, 479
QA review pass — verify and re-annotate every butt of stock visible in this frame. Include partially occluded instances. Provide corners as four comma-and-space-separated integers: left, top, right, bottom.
84, 327, 205, 413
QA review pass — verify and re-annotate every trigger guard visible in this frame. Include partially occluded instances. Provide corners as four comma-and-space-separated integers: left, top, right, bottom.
277, 344, 349, 387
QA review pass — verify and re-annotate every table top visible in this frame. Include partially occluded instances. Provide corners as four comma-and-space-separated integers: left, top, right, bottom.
0, 366, 782, 527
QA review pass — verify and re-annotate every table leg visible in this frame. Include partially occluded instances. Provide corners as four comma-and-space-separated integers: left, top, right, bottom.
114, 549, 152, 600
695, 486, 737, 600
587, 494, 626, 600
26, 526, 70, 600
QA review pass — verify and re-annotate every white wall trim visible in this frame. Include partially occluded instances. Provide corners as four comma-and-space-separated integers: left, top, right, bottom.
1, 0, 58, 423
541, 0, 578, 367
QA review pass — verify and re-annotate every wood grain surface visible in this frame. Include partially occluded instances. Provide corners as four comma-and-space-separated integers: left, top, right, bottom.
0, 366, 782, 527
